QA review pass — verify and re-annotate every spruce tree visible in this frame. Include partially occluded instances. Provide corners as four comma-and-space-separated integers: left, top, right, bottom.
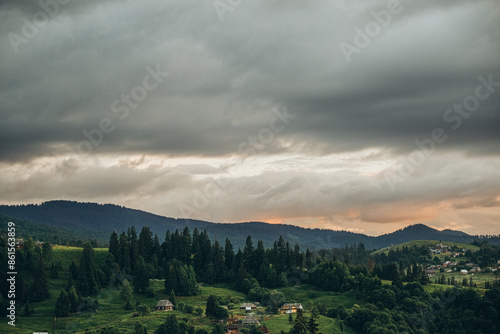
67, 285, 78, 313
292, 309, 308, 334
55, 289, 71, 317
28, 257, 50, 302
308, 313, 321, 334
205, 295, 218, 321
109, 231, 119, 259
169, 289, 177, 309
79, 242, 98, 296
157, 314, 180, 334
138, 226, 153, 262
129, 226, 139, 272
133, 256, 150, 293
120, 279, 133, 307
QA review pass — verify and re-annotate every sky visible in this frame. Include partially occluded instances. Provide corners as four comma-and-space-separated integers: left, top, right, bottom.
1, 0, 499, 236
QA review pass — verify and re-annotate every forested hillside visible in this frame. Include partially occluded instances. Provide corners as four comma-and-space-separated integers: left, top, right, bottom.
2, 223, 499, 333
1, 201, 499, 250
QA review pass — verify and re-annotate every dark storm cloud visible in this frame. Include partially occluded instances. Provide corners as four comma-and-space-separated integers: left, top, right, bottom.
1, 0, 499, 163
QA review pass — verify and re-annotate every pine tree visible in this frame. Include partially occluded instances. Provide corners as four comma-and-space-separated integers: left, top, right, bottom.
243, 236, 255, 274
55, 289, 71, 317
120, 279, 133, 307
118, 232, 131, 273
109, 231, 119, 259
205, 295, 228, 321
129, 226, 139, 272
79, 242, 98, 296
67, 285, 78, 313
138, 226, 153, 262
224, 238, 235, 271
28, 257, 50, 302
211, 240, 224, 282
133, 256, 150, 293
169, 289, 177, 309
157, 314, 180, 334
308, 313, 321, 334
42, 241, 53, 264
205, 295, 218, 321
292, 309, 308, 334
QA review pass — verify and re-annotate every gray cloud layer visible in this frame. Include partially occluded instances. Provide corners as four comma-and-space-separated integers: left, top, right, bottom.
1, 0, 499, 162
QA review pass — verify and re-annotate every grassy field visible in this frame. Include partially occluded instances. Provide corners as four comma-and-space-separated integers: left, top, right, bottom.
2, 277, 354, 333
429, 270, 500, 288
279, 285, 362, 310
371, 240, 479, 256
52, 245, 109, 269
264, 314, 354, 334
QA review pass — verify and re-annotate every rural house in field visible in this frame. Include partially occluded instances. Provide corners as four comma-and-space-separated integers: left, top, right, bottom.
225, 317, 240, 333
280, 303, 303, 314
240, 303, 257, 311
242, 315, 260, 326
155, 300, 173, 311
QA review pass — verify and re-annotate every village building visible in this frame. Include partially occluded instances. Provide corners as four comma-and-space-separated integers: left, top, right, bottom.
239, 303, 257, 311
155, 300, 174, 311
15, 239, 24, 249
280, 303, 303, 314
225, 318, 240, 334
460, 269, 468, 275
242, 315, 260, 326
426, 269, 437, 277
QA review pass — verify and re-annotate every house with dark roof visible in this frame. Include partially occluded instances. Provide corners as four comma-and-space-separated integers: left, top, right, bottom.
155, 300, 173, 311
242, 315, 260, 326
280, 303, 303, 314
240, 303, 257, 311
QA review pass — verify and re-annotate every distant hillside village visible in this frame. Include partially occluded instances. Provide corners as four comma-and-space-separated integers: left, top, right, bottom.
425, 243, 499, 286
153, 299, 304, 333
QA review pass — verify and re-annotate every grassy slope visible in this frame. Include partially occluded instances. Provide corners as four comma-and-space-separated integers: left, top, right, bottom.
8, 244, 492, 333
4, 245, 355, 333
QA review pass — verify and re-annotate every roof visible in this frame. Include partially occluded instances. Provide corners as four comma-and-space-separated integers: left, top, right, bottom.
281, 303, 303, 309
240, 303, 256, 308
156, 300, 173, 307
242, 315, 259, 325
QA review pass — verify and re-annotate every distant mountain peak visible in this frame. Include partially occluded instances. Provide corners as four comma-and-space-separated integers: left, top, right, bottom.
402, 223, 438, 232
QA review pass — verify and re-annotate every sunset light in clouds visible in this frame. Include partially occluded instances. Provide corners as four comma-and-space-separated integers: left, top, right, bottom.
1, 0, 499, 236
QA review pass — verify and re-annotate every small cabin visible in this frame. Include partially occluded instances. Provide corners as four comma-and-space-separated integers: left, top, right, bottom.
155, 300, 173, 311
239, 303, 257, 311
242, 315, 260, 326
280, 303, 303, 314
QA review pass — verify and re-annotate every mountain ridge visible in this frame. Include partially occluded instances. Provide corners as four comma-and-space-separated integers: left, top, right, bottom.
0, 200, 497, 249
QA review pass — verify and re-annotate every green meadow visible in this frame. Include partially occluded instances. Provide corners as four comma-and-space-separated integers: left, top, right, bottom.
2, 245, 355, 333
